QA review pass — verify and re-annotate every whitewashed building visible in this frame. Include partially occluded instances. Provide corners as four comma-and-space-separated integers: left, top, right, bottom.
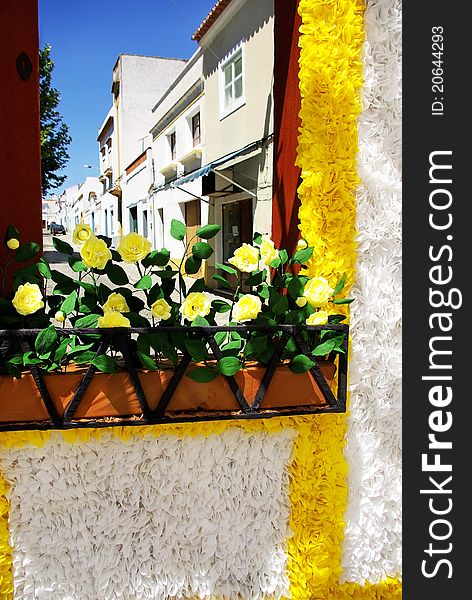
96, 54, 187, 246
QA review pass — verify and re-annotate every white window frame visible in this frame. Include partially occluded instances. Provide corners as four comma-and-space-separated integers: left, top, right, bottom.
219, 45, 245, 120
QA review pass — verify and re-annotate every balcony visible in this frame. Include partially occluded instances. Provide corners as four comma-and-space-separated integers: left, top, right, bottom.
178, 146, 203, 165
159, 161, 178, 177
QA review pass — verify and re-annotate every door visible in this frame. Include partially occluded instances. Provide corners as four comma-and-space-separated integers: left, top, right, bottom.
221, 198, 253, 290
185, 200, 202, 277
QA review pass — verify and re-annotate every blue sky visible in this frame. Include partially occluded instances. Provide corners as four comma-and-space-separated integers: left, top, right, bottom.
38, 0, 216, 197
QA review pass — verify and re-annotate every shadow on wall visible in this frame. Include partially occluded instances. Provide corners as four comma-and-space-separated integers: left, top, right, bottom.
202, 0, 273, 78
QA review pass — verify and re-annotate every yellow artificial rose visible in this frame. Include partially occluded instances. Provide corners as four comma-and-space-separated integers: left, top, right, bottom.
295, 296, 307, 307
259, 235, 279, 266
98, 312, 131, 328
117, 232, 151, 263
151, 298, 172, 321
103, 292, 130, 314
296, 238, 308, 250
232, 294, 262, 322
54, 311, 65, 323
12, 282, 44, 316
228, 243, 259, 273
80, 235, 112, 270
72, 223, 92, 245
6, 238, 19, 250
179, 292, 211, 322
303, 276, 334, 308
306, 310, 329, 326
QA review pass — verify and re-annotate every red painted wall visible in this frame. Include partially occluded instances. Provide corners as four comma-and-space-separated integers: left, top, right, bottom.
272, 0, 301, 253
0, 0, 42, 290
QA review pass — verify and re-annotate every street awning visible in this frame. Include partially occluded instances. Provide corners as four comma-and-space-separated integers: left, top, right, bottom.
169, 137, 269, 189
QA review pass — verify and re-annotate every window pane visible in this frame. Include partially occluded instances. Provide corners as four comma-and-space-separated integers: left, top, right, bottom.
234, 56, 242, 77
234, 77, 243, 99
224, 64, 232, 86
225, 85, 233, 107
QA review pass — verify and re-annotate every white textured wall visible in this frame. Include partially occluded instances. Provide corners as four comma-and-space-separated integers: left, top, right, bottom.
341, 0, 402, 584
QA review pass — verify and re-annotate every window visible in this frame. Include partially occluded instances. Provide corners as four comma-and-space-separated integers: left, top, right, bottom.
110, 209, 114, 235
221, 48, 244, 116
191, 113, 201, 146
142, 209, 148, 238
168, 131, 176, 161
129, 206, 138, 233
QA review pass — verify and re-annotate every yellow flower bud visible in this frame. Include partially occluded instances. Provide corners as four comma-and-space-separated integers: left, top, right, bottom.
117, 232, 151, 263
232, 294, 262, 322
296, 238, 308, 250
295, 296, 307, 307
151, 298, 172, 321
98, 312, 131, 328
80, 235, 112, 270
12, 283, 44, 316
306, 310, 329, 326
55, 311, 65, 323
6, 238, 19, 250
72, 223, 92, 245
179, 292, 211, 322
228, 243, 259, 273
103, 293, 130, 314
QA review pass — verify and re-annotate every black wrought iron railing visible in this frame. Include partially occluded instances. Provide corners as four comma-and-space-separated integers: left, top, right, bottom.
0, 324, 349, 431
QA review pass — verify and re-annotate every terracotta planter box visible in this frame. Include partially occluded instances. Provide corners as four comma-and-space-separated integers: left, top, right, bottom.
0, 361, 336, 424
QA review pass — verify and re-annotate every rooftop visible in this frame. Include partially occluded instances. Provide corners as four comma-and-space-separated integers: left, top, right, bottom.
192, 0, 234, 42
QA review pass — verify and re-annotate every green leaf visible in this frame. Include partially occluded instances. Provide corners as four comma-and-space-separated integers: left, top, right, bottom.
244, 335, 268, 358
52, 279, 77, 296
186, 367, 220, 383
212, 274, 232, 289
185, 255, 202, 275
54, 338, 71, 363
291, 247, 314, 264
257, 284, 270, 300
216, 262, 238, 276
135, 274, 152, 290
332, 298, 355, 305
188, 278, 205, 293
75, 313, 99, 328
14, 242, 40, 263
77, 280, 96, 295
78, 293, 97, 314
192, 241, 213, 260
106, 263, 129, 285
96, 235, 112, 247
160, 341, 178, 368
137, 352, 158, 371
269, 290, 288, 315
211, 300, 231, 313
287, 277, 304, 299
68, 256, 86, 272
285, 310, 303, 325
312, 339, 337, 357
22, 351, 43, 366
279, 249, 289, 265
91, 354, 117, 373
221, 340, 242, 353
328, 313, 347, 324
185, 339, 209, 362
253, 232, 262, 245
269, 257, 282, 268
52, 237, 74, 255
141, 248, 170, 268
35, 325, 58, 356
154, 269, 178, 279
148, 283, 163, 306
68, 342, 95, 357
333, 274, 346, 296
111, 249, 123, 262
170, 219, 186, 241
191, 315, 210, 327
71, 350, 97, 365
60, 290, 77, 315
290, 354, 315, 374
216, 356, 241, 376
245, 270, 266, 287
195, 224, 221, 239
214, 331, 227, 346
37, 259, 52, 279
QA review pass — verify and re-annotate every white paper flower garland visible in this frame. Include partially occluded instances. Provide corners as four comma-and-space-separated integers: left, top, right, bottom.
341, 0, 402, 584
0, 429, 295, 600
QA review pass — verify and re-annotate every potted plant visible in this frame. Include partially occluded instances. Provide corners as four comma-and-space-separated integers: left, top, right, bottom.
0, 222, 352, 430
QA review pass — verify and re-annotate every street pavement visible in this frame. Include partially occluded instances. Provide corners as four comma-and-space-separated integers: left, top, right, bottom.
42, 231, 229, 324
